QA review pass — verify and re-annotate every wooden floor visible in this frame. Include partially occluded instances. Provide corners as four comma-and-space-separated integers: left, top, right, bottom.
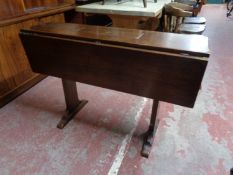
0, 4, 233, 175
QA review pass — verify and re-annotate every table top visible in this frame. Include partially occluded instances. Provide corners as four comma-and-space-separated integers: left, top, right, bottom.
75, 0, 171, 17
21, 23, 209, 57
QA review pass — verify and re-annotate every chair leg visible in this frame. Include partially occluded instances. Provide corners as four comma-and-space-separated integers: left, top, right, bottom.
143, 0, 147, 8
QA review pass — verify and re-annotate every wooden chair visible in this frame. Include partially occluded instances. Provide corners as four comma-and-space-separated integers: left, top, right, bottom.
174, 0, 204, 16
167, 2, 194, 11
163, 3, 205, 34
168, 2, 206, 24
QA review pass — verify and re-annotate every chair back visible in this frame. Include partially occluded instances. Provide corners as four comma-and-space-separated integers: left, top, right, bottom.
164, 3, 192, 32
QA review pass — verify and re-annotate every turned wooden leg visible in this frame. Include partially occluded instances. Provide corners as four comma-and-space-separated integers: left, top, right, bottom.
57, 79, 88, 129
143, 0, 147, 8
141, 99, 160, 158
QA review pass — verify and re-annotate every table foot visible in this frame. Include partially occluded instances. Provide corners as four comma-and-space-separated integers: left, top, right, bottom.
141, 119, 159, 158
141, 100, 159, 158
57, 100, 88, 129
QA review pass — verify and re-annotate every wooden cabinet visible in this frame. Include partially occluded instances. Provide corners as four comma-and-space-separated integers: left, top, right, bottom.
23, 0, 74, 8
0, 0, 75, 107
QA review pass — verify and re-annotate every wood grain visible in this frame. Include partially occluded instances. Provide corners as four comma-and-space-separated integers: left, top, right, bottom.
0, 2, 69, 107
20, 23, 209, 107
0, 0, 75, 27
0, 0, 25, 20
25, 23, 209, 57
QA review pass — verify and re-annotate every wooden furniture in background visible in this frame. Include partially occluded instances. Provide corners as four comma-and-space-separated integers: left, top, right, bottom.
23, 0, 75, 11
76, 0, 172, 30
0, 0, 75, 107
20, 23, 209, 157
163, 3, 205, 34
166, 2, 206, 24
174, 0, 204, 16
101, 0, 152, 8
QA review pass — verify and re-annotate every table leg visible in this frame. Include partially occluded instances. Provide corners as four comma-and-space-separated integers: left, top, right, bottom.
57, 79, 88, 129
230, 167, 233, 175
141, 99, 160, 158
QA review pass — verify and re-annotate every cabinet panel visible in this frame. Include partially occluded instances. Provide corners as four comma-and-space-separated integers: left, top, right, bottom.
0, 13, 65, 107
1, 24, 32, 85
0, 0, 25, 20
23, 0, 75, 10
0, 64, 11, 96
23, 0, 59, 9
0, 27, 18, 90
38, 13, 65, 24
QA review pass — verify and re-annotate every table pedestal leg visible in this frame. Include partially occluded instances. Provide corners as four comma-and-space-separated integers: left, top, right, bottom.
141, 99, 160, 158
57, 79, 88, 129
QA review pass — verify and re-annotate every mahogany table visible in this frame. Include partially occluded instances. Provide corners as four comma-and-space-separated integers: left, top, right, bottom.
20, 23, 209, 157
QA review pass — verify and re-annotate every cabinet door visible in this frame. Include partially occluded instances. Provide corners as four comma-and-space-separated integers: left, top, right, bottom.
0, 72, 9, 96
38, 13, 65, 24
0, 13, 65, 101
23, 0, 59, 9
0, 0, 25, 20
0, 27, 18, 91
0, 23, 34, 86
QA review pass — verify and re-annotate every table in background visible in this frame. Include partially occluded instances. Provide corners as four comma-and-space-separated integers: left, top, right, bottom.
76, 0, 171, 29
